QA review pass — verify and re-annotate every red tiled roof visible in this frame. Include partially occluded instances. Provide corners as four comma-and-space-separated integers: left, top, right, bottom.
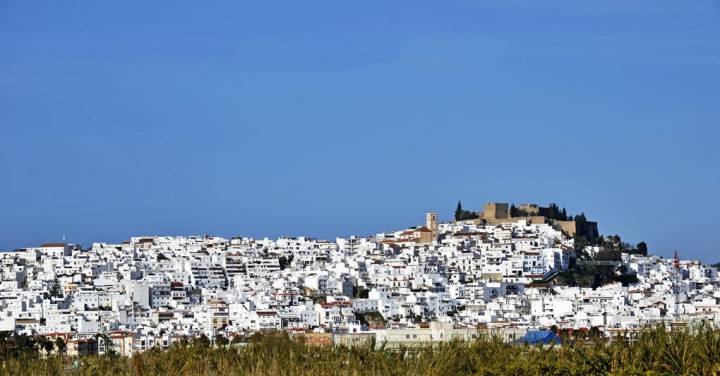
41, 243, 66, 248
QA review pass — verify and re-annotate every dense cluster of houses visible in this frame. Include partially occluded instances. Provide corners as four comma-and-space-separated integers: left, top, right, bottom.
1, 213, 718, 355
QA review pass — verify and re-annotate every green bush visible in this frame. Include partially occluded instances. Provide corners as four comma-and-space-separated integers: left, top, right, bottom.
2, 327, 720, 375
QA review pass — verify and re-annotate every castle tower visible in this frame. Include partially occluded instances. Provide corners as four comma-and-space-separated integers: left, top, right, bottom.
482, 202, 510, 220
426, 212, 438, 241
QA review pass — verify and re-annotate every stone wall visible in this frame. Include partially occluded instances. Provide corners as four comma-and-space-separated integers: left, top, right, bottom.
482, 203, 509, 220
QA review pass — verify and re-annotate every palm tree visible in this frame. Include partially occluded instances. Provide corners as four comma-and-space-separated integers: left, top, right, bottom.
96, 333, 113, 355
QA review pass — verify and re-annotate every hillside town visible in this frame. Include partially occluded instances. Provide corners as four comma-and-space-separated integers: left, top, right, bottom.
1, 203, 718, 355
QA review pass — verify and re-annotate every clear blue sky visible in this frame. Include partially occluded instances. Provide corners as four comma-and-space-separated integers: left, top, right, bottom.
1, 1, 719, 261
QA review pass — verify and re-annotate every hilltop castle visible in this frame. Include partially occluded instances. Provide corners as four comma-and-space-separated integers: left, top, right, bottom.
475, 202, 599, 239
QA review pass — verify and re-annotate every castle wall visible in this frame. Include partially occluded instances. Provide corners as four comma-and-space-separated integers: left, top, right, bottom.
517, 204, 540, 216
555, 221, 578, 236
483, 203, 509, 220
477, 216, 547, 226
554, 220, 599, 238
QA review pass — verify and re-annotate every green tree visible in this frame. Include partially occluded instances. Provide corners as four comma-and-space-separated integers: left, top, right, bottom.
54, 337, 66, 355
193, 334, 211, 348
636, 241, 648, 256
97, 333, 113, 355
455, 201, 463, 221
49, 278, 63, 298
214, 335, 229, 347
454, 201, 478, 221
42, 338, 54, 355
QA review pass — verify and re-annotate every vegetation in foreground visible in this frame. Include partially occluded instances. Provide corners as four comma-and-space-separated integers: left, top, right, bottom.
3, 327, 720, 376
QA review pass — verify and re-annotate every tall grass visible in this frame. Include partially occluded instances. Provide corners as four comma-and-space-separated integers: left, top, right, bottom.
3, 326, 720, 375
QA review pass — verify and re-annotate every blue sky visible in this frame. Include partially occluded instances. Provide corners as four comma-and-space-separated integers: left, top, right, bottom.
1, 1, 719, 261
